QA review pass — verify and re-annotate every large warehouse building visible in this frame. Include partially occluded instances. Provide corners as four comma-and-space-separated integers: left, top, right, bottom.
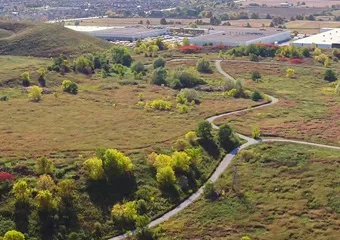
190, 28, 291, 46
66, 26, 168, 41
293, 28, 340, 49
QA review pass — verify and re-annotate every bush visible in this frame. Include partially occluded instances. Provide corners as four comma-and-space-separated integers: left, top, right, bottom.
153, 57, 166, 69
178, 45, 201, 54
83, 157, 105, 181
176, 104, 189, 114
111, 46, 133, 67
111, 201, 138, 229
36, 157, 54, 175
251, 125, 260, 139
286, 68, 295, 78
173, 138, 190, 151
167, 68, 204, 89
145, 99, 172, 111
196, 58, 212, 73
28, 86, 43, 102
73, 56, 93, 74
151, 67, 167, 85
251, 91, 262, 101
249, 53, 259, 62
177, 88, 200, 104
324, 69, 337, 82
204, 181, 217, 200
3, 230, 25, 240
0, 95, 8, 101
131, 61, 145, 74
290, 58, 303, 64
156, 166, 176, 188
185, 131, 197, 144
251, 71, 261, 81
62, 80, 78, 94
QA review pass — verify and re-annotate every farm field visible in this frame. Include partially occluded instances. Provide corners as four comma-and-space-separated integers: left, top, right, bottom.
158, 143, 340, 240
215, 61, 340, 146
286, 20, 340, 34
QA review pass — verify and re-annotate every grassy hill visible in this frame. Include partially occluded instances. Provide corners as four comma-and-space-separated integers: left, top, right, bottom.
0, 21, 112, 57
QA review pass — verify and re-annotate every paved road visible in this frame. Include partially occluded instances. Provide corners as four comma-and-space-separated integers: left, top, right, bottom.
108, 60, 340, 240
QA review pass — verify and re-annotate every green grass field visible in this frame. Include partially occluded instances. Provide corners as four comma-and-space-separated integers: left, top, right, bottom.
159, 143, 340, 240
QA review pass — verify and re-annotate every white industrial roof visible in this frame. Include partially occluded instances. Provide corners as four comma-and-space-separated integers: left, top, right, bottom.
294, 28, 340, 45
65, 26, 121, 32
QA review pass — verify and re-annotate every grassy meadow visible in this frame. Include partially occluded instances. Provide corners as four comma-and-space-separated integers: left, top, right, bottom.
159, 143, 340, 240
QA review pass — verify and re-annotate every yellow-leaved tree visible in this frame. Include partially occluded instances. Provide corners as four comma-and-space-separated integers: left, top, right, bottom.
83, 157, 105, 181
286, 68, 295, 78
28, 86, 43, 102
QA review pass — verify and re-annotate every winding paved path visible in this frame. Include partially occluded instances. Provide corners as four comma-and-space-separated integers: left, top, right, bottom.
109, 60, 340, 240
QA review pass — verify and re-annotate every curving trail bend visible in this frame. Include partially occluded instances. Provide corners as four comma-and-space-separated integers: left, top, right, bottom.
109, 60, 340, 240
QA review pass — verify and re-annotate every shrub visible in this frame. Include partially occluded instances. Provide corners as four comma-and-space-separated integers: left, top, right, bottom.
151, 67, 167, 86
290, 58, 303, 64
196, 121, 213, 140
0, 95, 8, 101
249, 53, 259, 62
171, 151, 191, 172
145, 99, 172, 111
251, 125, 260, 139
131, 61, 145, 74
251, 71, 261, 81
178, 88, 200, 104
37, 68, 46, 87
182, 37, 190, 46
3, 230, 25, 240
167, 67, 204, 89
62, 80, 78, 94
36, 174, 56, 191
28, 86, 42, 102
36, 157, 54, 175
178, 45, 201, 54
111, 201, 138, 228
286, 68, 295, 78
251, 91, 263, 101
324, 69, 337, 82
156, 166, 176, 188
204, 181, 217, 200
111, 46, 133, 67
21, 72, 30, 87
0, 172, 15, 182
196, 58, 212, 73
173, 138, 190, 151
153, 57, 166, 69
153, 154, 172, 169
176, 104, 189, 114
185, 131, 197, 144
74, 56, 93, 74
185, 148, 202, 165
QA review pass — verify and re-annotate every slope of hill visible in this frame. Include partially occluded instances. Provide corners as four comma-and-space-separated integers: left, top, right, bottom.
0, 21, 112, 57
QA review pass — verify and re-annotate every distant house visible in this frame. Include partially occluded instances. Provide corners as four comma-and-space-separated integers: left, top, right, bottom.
280, 2, 292, 8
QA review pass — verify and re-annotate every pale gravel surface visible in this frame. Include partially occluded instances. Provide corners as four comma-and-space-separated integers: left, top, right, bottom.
108, 60, 340, 240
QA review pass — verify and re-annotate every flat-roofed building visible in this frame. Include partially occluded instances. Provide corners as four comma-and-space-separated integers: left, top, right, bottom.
190, 27, 291, 46
293, 28, 340, 49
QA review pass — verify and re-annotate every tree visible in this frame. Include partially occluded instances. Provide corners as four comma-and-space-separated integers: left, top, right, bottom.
131, 61, 145, 74
185, 148, 202, 165
286, 68, 295, 78
173, 138, 190, 151
156, 166, 176, 188
251, 91, 262, 101
36, 174, 56, 191
35, 190, 57, 211
324, 69, 337, 82
151, 67, 167, 85
153, 154, 172, 168
171, 151, 191, 172
160, 18, 167, 25
102, 149, 134, 180
38, 68, 46, 87
21, 72, 30, 87
83, 157, 105, 181
196, 121, 213, 140
3, 230, 25, 240
56, 179, 76, 201
153, 57, 166, 69
204, 181, 217, 200
111, 201, 138, 228
74, 56, 93, 74
62, 80, 78, 94
196, 58, 212, 73
251, 71, 261, 81
251, 125, 260, 139
182, 37, 190, 46
28, 86, 43, 102
111, 46, 132, 67
12, 180, 30, 202
36, 157, 54, 175
185, 131, 197, 144
218, 124, 238, 152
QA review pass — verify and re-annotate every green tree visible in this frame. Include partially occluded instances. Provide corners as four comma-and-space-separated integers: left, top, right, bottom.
28, 86, 43, 102
74, 56, 93, 74
251, 91, 262, 101
156, 166, 176, 188
57, 179, 76, 202
196, 58, 212, 73
111, 201, 138, 228
153, 57, 166, 69
3, 230, 25, 240
111, 46, 132, 67
21, 72, 30, 87
83, 157, 105, 181
151, 67, 167, 85
171, 151, 191, 172
36, 157, 54, 175
218, 124, 238, 152
102, 149, 134, 180
36, 174, 56, 191
251, 71, 261, 81
196, 121, 213, 140
251, 125, 261, 139
12, 180, 31, 202
324, 69, 337, 82
182, 37, 190, 46
37, 68, 46, 87
185, 148, 202, 165
204, 181, 217, 199
131, 61, 145, 74
35, 190, 57, 211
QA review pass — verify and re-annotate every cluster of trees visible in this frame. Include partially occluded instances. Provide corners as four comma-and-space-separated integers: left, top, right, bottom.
313, 48, 331, 67
134, 38, 167, 57
21, 69, 47, 88
223, 44, 279, 59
